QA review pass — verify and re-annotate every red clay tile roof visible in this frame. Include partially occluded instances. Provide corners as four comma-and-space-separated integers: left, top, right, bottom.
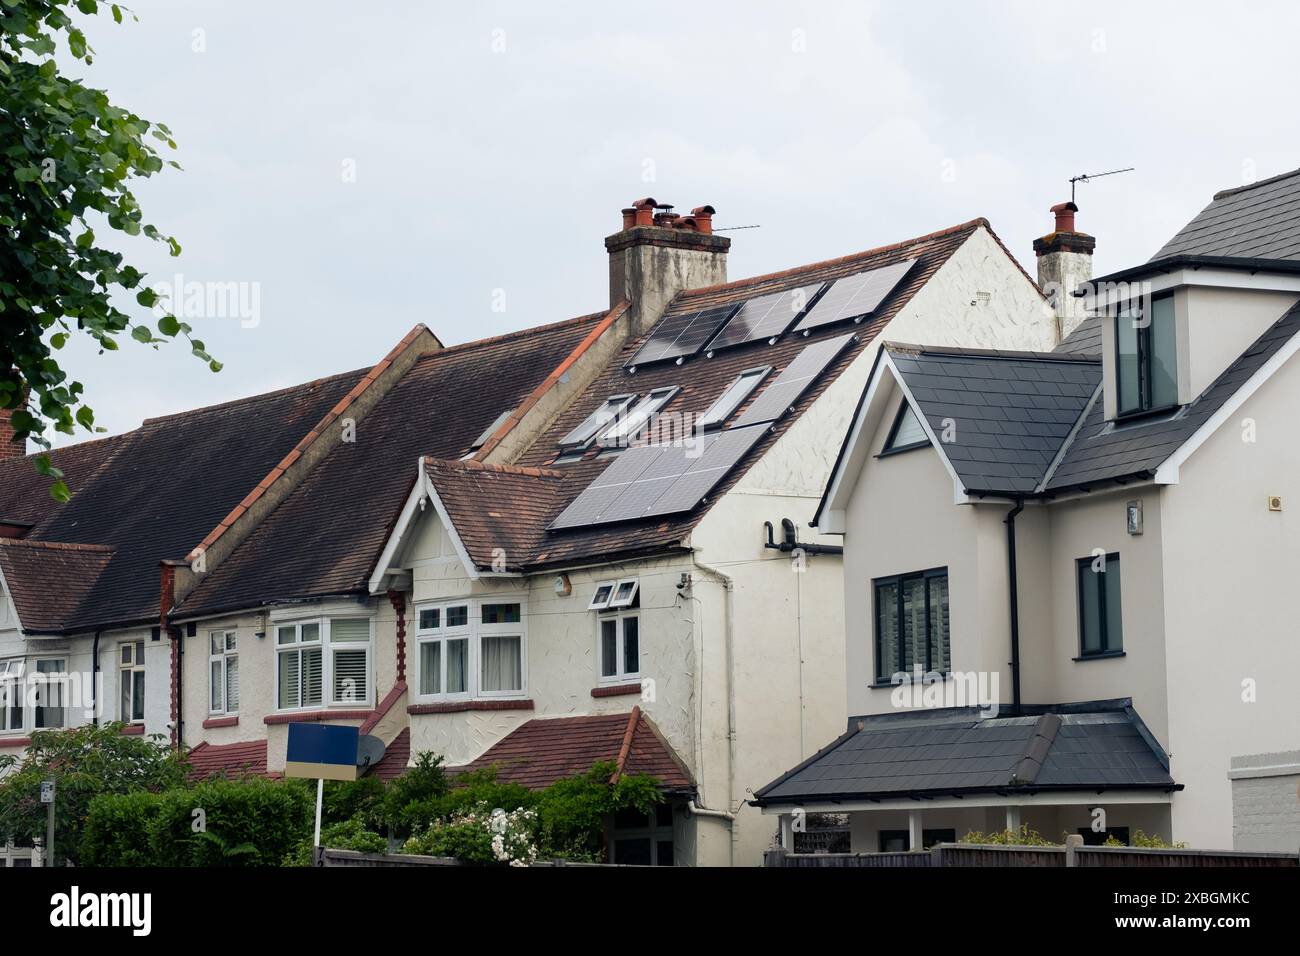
364, 727, 411, 782
186, 739, 271, 780
174, 311, 608, 618
0, 539, 114, 634
454, 220, 987, 570
0, 369, 367, 632
452, 709, 693, 791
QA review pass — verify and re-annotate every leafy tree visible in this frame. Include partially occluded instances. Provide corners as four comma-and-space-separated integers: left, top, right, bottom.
0, 722, 186, 865
1, 0, 218, 500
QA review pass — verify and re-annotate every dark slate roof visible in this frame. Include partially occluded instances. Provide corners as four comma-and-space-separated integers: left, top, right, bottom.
1153, 168, 1300, 261
484, 220, 1005, 568
452, 708, 693, 792
0, 540, 114, 634
175, 313, 606, 617
1044, 302, 1300, 490
886, 344, 1100, 494
0, 371, 366, 632
1055, 315, 1102, 356
752, 700, 1176, 806
0, 433, 130, 528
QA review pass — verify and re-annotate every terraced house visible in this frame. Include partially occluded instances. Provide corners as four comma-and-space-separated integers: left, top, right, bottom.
1, 198, 1062, 865
756, 170, 1300, 855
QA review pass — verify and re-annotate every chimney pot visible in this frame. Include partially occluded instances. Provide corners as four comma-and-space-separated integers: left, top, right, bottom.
690, 205, 715, 235
621, 207, 636, 230
631, 197, 656, 227
1049, 200, 1079, 234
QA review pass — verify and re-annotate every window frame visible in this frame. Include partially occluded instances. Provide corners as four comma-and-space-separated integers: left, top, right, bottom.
0, 658, 24, 733
411, 598, 528, 703
208, 629, 239, 716
596, 609, 641, 685
607, 577, 640, 609
598, 387, 680, 449
272, 615, 376, 712
119, 640, 146, 724
879, 400, 930, 457
588, 581, 616, 611
872, 566, 950, 685
33, 658, 67, 730
1114, 292, 1178, 418
558, 394, 637, 451
1075, 553, 1124, 658
697, 366, 770, 430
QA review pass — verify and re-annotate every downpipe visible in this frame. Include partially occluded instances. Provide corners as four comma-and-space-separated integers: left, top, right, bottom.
1004, 498, 1024, 715
691, 556, 738, 867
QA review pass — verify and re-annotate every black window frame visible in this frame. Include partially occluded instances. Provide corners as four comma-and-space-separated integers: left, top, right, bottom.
1075, 553, 1123, 659
878, 400, 930, 457
878, 829, 910, 852
1114, 292, 1178, 418
922, 828, 956, 849
872, 566, 950, 685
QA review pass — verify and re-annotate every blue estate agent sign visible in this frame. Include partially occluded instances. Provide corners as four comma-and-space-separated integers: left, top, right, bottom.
284, 723, 360, 781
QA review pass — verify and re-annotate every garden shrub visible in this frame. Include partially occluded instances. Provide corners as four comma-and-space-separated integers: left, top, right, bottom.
148, 777, 312, 866
81, 790, 161, 867
285, 815, 388, 866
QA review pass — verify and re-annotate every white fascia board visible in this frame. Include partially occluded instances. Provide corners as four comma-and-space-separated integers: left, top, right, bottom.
1154, 325, 1300, 484
1085, 267, 1300, 311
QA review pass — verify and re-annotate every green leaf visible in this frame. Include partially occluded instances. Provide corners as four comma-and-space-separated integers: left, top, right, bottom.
111, 4, 122, 23
131, 326, 152, 343
51, 332, 68, 349
157, 315, 180, 336
76, 406, 95, 429
135, 288, 158, 308
76, 228, 95, 248
49, 480, 71, 503
208, 359, 223, 373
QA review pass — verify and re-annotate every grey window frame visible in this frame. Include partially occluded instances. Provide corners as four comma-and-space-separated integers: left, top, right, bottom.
1115, 292, 1177, 417
872, 567, 950, 684
1075, 553, 1123, 658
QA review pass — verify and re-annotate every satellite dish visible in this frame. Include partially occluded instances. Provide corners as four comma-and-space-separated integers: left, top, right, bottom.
355, 734, 386, 769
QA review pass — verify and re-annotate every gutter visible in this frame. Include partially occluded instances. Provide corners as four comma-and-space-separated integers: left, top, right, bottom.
690, 556, 739, 867
1004, 498, 1024, 715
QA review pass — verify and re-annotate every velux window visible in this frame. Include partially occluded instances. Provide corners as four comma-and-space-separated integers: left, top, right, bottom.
1077, 553, 1123, 657
1116, 294, 1177, 415
414, 600, 525, 700
275, 617, 373, 710
882, 401, 929, 453
209, 630, 239, 714
120, 641, 146, 723
697, 367, 769, 429
600, 387, 678, 448
558, 394, 636, 453
874, 568, 949, 683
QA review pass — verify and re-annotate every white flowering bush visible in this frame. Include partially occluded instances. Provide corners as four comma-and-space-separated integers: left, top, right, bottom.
401, 802, 538, 866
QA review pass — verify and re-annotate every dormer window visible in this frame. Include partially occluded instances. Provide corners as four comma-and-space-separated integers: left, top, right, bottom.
881, 401, 929, 454
1116, 293, 1177, 416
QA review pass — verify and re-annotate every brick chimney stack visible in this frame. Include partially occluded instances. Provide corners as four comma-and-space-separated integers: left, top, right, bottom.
1033, 201, 1095, 341
0, 380, 27, 462
607, 198, 730, 333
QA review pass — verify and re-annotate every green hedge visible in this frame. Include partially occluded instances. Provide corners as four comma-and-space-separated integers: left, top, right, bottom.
83, 777, 313, 867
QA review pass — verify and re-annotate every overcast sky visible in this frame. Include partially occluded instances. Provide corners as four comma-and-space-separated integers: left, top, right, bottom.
51, 0, 1300, 441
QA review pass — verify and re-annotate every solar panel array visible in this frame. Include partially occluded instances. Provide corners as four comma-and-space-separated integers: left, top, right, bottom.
792, 259, 916, 333
548, 424, 768, 530
625, 303, 740, 368
731, 332, 856, 428
705, 282, 826, 353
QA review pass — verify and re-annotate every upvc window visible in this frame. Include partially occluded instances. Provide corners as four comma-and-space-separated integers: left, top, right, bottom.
1116, 293, 1177, 416
209, 630, 239, 715
698, 367, 769, 429
0, 659, 23, 731
598, 612, 640, 683
873, 568, 950, 683
1077, 554, 1123, 656
119, 641, 146, 723
33, 659, 66, 729
882, 402, 929, 454
275, 617, 373, 710
413, 600, 526, 701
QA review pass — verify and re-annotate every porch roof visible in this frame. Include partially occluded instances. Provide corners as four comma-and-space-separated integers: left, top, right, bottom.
751, 699, 1178, 808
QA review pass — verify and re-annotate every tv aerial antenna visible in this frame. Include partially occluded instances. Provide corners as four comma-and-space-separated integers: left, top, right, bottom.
1070, 167, 1134, 203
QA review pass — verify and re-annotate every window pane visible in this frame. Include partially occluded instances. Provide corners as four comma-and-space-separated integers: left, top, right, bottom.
481, 636, 522, 692
446, 606, 468, 628
303, 647, 323, 706
655, 840, 674, 866
120, 669, 131, 720
901, 577, 927, 673
482, 603, 521, 624
120, 644, 133, 664
210, 633, 222, 655
132, 670, 145, 721
1104, 556, 1123, 652
928, 575, 950, 672
888, 404, 928, 449
600, 619, 618, 677
279, 651, 300, 708
1116, 304, 1141, 414
420, 642, 442, 695
1149, 297, 1177, 408
301, 622, 321, 644
225, 632, 238, 652
277, 625, 296, 645
1079, 560, 1102, 653
614, 838, 652, 865
330, 618, 370, 643
226, 657, 239, 712
418, 608, 439, 630
333, 648, 368, 703
35, 661, 65, 728
623, 616, 640, 675
875, 582, 899, 681
210, 660, 223, 711
446, 639, 468, 693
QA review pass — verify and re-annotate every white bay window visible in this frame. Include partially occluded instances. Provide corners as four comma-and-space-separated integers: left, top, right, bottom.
274, 616, 373, 711
414, 599, 526, 701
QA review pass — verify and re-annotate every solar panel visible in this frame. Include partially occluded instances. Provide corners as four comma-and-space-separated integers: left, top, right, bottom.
548, 425, 768, 529
704, 282, 826, 353
625, 304, 740, 368
792, 259, 916, 333
730, 332, 856, 428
